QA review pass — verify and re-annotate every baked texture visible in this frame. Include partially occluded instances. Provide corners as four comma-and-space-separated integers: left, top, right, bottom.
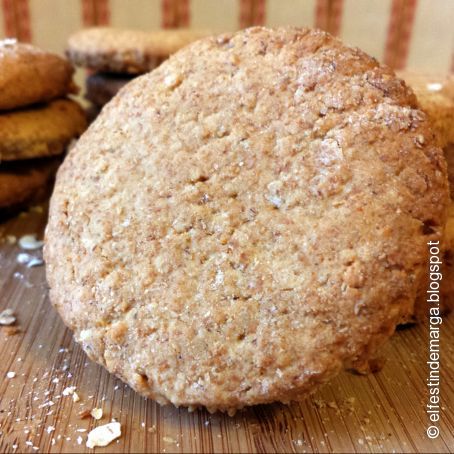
0, 99, 87, 161
86, 73, 133, 107
67, 27, 213, 74
445, 143, 454, 199
442, 75, 454, 101
0, 38, 77, 111
0, 158, 59, 209
397, 71, 454, 147
46, 27, 449, 413
442, 201, 454, 314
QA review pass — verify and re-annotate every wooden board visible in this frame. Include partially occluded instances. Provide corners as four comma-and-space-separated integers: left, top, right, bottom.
0, 204, 453, 454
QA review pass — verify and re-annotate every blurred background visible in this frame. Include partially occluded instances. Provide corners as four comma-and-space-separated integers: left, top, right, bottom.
1, 0, 453, 73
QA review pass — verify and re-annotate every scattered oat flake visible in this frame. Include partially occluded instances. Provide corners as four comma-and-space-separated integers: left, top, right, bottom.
5, 235, 16, 244
86, 422, 121, 448
91, 408, 103, 420
0, 309, 16, 326
17, 253, 32, 264
46, 425, 55, 433
39, 400, 54, 408
6, 371, 16, 378
62, 386, 76, 396
18, 234, 44, 250
77, 436, 83, 445
27, 257, 44, 268
72, 392, 80, 402
163, 436, 176, 444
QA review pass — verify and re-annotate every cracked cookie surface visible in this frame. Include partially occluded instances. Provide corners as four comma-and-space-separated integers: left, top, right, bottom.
45, 27, 449, 413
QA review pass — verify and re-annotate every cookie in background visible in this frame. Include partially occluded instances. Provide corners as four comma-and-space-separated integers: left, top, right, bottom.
0, 39, 87, 213
397, 71, 454, 318
66, 27, 214, 110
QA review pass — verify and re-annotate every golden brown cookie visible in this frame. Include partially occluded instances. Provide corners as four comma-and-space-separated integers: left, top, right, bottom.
0, 99, 87, 161
46, 27, 448, 414
66, 27, 213, 74
0, 38, 77, 111
397, 71, 454, 147
85, 73, 133, 107
0, 159, 59, 209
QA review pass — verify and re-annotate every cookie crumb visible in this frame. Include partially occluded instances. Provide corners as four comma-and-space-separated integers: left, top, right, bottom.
86, 422, 121, 448
17, 253, 31, 264
163, 436, 176, 444
62, 386, 76, 396
0, 309, 16, 326
18, 234, 44, 250
5, 235, 16, 244
27, 257, 44, 268
90, 408, 103, 420
6, 371, 16, 378
78, 409, 91, 419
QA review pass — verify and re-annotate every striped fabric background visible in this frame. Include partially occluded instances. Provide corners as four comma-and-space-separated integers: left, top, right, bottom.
1, 0, 453, 73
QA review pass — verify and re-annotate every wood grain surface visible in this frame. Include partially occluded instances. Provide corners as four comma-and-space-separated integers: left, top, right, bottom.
0, 204, 453, 454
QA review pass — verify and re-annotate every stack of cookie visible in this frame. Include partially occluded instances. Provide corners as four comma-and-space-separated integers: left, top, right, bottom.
66, 27, 213, 111
398, 71, 454, 315
0, 39, 87, 212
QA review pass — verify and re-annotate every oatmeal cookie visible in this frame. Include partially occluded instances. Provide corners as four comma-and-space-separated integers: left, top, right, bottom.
46, 27, 449, 413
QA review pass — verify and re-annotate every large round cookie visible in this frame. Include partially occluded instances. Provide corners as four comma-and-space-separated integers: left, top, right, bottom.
0, 39, 77, 111
0, 99, 87, 161
45, 27, 449, 413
